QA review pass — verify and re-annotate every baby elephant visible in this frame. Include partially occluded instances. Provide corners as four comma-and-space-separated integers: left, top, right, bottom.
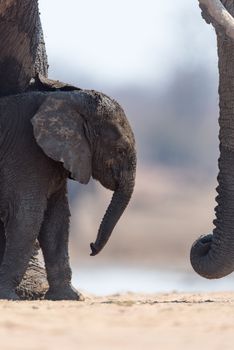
0, 90, 136, 300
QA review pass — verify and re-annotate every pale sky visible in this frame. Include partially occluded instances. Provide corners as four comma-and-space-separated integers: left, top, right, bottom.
39, 0, 217, 88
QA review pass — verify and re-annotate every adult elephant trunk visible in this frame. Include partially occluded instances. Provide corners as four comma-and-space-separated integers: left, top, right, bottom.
191, 146, 234, 278
90, 159, 136, 256
191, 2, 234, 279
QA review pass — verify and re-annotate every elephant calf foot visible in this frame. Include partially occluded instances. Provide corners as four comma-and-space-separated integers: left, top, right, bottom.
44, 285, 84, 301
0, 287, 20, 301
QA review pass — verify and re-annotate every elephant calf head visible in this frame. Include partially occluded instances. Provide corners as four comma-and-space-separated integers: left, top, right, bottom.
32, 90, 136, 256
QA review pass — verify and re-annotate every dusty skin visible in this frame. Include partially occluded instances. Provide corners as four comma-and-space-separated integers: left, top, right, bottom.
1, 292, 234, 350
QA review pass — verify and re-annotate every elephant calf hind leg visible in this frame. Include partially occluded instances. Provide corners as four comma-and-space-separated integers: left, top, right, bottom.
38, 185, 83, 301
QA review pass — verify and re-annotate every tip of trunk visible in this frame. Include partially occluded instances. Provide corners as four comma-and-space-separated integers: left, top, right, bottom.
90, 243, 99, 256
89, 184, 134, 257
190, 234, 234, 279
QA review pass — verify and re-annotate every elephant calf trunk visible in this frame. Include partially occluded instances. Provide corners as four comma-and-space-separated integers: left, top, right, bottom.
90, 187, 134, 256
90, 167, 136, 257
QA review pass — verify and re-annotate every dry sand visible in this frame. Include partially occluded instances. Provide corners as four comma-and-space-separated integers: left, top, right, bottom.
1, 292, 234, 350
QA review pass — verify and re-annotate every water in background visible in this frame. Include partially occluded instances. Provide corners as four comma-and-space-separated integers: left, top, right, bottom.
72, 266, 234, 296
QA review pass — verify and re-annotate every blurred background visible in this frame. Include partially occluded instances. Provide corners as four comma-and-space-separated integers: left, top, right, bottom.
39, 0, 234, 294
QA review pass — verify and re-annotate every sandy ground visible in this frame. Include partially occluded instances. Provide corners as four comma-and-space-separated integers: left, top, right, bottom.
1, 292, 234, 350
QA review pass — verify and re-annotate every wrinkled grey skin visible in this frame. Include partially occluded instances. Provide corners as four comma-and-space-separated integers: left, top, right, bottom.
0, 89, 136, 300
190, 1, 234, 279
0, 0, 49, 299
0, 0, 48, 96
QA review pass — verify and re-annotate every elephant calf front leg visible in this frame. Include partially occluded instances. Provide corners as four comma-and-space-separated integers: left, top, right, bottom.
38, 185, 83, 301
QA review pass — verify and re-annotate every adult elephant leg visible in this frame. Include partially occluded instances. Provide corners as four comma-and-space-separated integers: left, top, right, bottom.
0, 199, 46, 300
38, 184, 84, 301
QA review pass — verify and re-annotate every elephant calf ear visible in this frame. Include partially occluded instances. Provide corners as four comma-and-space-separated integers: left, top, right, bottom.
31, 94, 92, 184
